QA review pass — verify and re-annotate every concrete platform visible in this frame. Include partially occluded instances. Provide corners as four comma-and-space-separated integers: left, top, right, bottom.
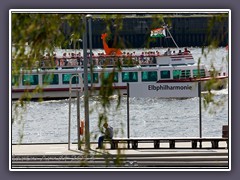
12, 141, 228, 155
11, 142, 229, 169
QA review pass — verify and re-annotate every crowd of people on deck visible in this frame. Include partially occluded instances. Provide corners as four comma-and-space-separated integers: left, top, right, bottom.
39, 47, 191, 67
164, 47, 191, 56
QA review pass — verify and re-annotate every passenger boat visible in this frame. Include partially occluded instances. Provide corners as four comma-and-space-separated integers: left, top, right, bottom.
11, 52, 228, 100
11, 27, 228, 100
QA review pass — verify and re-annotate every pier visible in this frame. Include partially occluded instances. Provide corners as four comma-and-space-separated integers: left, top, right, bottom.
11, 141, 229, 168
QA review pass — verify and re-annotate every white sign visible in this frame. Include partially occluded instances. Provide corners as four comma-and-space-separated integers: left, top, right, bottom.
129, 82, 199, 98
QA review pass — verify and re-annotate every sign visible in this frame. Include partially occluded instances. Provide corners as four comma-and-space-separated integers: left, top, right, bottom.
129, 82, 199, 98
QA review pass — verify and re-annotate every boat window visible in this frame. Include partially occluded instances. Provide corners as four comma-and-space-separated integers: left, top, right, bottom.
172, 64, 187, 66
102, 72, 118, 82
180, 70, 191, 78
141, 71, 157, 82
173, 70, 181, 79
193, 69, 206, 77
62, 74, 79, 84
12, 75, 20, 86
122, 72, 138, 82
160, 70, 170, 79
173, 70, 191, 79
43, 74, 59, 85
82, 73, 99, 83
158, 64, 169, 66
22, 74, 39, 85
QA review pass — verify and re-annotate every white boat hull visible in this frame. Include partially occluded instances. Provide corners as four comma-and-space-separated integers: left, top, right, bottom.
12, 77, 228, 100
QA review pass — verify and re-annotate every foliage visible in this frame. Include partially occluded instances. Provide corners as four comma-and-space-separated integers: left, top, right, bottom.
201, 14, 229, 113
12, 13, 84, 111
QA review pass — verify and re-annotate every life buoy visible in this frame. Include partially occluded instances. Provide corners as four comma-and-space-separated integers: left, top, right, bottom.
80, 120, 84, 135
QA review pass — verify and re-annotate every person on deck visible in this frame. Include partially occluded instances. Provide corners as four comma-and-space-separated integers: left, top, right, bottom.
96, 122, 113, 149
183, 47, 191, 55
164, 48, 171, 55
178, 50, 183, 55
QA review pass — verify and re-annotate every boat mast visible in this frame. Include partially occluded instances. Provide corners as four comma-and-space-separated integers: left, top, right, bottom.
164, 25, 179, 49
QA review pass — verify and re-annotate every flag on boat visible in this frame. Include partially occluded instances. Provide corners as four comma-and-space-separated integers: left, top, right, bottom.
150, 28, 166, 38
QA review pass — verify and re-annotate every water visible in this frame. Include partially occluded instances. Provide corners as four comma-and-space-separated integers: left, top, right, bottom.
11, 47, 229, 144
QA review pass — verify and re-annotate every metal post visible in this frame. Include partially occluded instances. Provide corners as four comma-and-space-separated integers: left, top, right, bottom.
68, 82, 72, 150
127, 83, 130, 149
87, 14, 93, 89
83, 16, 90, 151
77, 89, 80, 150
165, 27, 179, 49
68, 75, 82, 150
198, 81, 202, 148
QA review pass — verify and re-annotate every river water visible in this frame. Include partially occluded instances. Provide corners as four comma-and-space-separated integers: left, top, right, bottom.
11, 47, 229, 144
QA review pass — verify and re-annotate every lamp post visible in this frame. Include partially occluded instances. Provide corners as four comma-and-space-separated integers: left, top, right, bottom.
83, 15, 90, 151
86, 14, 93, 65
86, 14, 93, 88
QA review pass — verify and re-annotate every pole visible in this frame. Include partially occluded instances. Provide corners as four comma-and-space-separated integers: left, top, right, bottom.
127, 83, 130, 149
86, 14, 93, 89
87, 15, 93, 89
83, 16, 90, 151
88, 17, 92, 65
198, 81, 202, 148
165, 27, 179, 49
77, 89, 80, 150
68, 82, 72, 150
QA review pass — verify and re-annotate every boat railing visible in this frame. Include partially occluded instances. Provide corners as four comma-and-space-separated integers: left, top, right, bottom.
38, 63, 160, 71
15, 52, 197, 71
29, 55, 160, 69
